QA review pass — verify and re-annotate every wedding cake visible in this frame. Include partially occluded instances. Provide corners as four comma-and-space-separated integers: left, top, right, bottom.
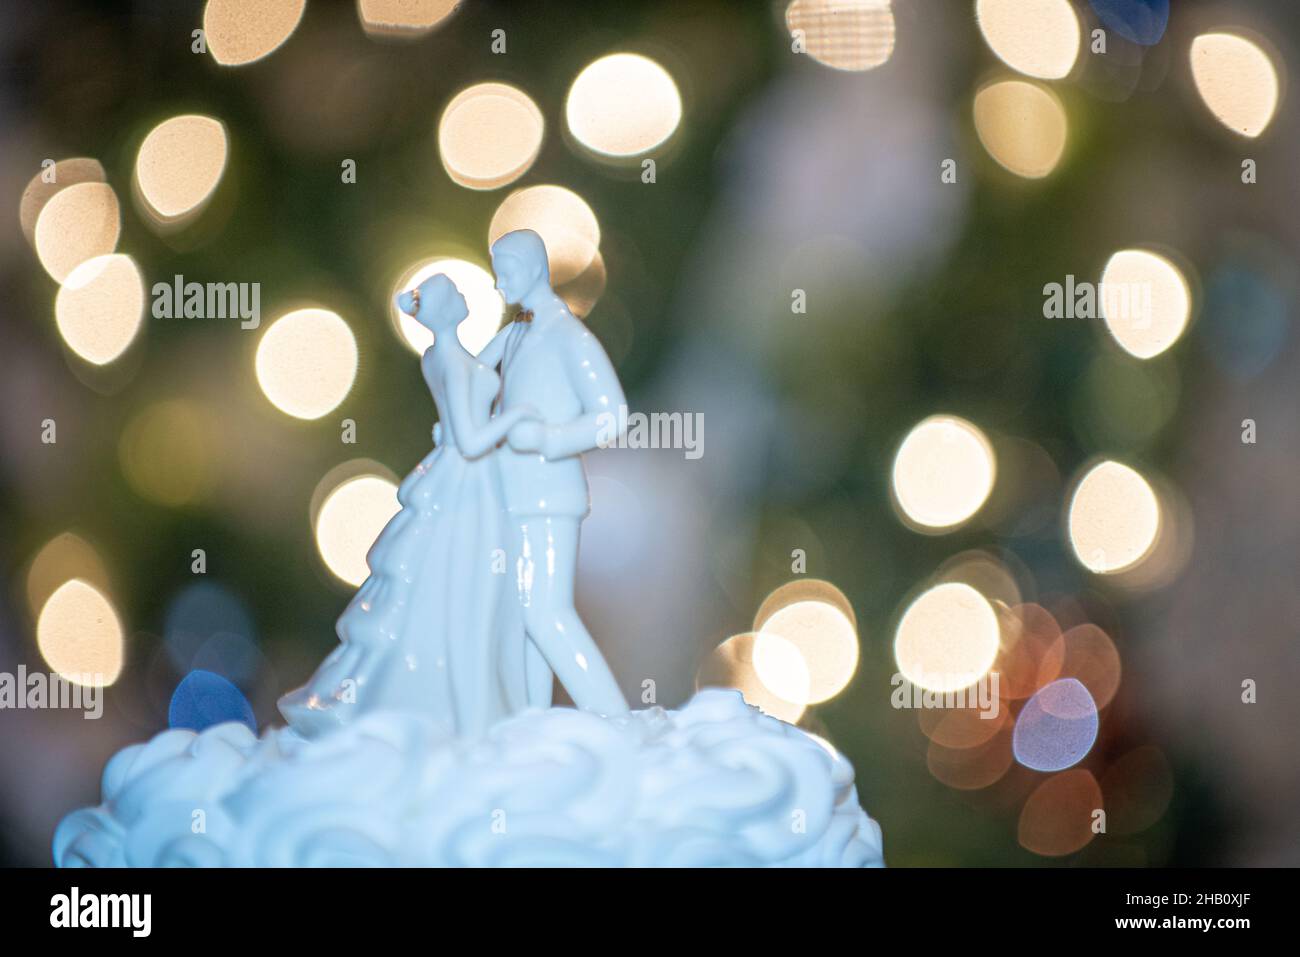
55, 690, 883, 867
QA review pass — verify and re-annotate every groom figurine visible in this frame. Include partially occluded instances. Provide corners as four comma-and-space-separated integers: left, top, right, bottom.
479, 230, 629, 716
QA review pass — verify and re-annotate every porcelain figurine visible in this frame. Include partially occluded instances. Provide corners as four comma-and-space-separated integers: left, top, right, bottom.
279, 230, 626, 736
480, 229, 629, 716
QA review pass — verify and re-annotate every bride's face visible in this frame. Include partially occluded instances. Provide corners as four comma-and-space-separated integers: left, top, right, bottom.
410, 275, 468, 333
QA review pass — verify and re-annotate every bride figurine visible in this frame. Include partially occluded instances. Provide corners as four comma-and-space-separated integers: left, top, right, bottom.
278, 273, 537, 738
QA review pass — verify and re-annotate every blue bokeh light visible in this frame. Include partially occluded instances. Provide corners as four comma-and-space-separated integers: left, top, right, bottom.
163, 581, 259, 682
1089, 0, 1169, 47
1013, 678, 1099, 772
168, 669, 257, 733
1200, 265, 1290, 381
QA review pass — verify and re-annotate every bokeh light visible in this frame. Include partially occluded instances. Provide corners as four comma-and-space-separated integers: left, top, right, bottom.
785, 0, 895, 72
391, 258, 504, 356
696, 632, 807, 724
927, 726, 1015, 790
1043, 623, 1121, 710
358, 0, 459, 38
1101, 745, 1174, 835
565, 53, 682, 158
54, 254, 145, 365
169, 670, 256, 732
1190, 32, 1281, 139
1017, 769, 1102, 856
973, 79, 1068, 179
754, 578, 857, 634
1100, 248, 1191, 359
134, 114, 229, 226
556, 250, 607, 318
994, 603, 1064, 701
750, 631, 814, 707
754, 597, 858, 704
203, 0, 306, 66
36, 579, 124, 687
976, 0, 1080, 80
19, 158, 105, 247
894, 582, 999, 693
1068, 460, 1160, 574
255, 308, 358, 419
1012, 677, 1099, 771
1200, 249, 1291, 381
488, 185, 601, 286
119, 400, 218, 507
891, 415, 996, 531
439, 83, 544, 189
34, 181, 120, 283
164, 581, 259, 682
935, 550, 1024, 611
26, 533, 110, 619
918, 703, 1007, 750
313, 472, 400, 586
1089, 0, 1169, 47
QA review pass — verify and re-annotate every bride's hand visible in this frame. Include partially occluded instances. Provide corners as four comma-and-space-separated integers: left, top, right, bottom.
507, 419, 546, 453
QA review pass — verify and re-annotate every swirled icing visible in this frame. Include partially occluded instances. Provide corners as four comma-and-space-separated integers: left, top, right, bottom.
54, 689, 883, 867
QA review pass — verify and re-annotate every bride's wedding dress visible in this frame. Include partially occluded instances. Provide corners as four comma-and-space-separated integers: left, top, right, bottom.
279, 335, 530, 739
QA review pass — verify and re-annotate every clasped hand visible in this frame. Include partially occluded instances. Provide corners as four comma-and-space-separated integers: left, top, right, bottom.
501, 404, 546, 453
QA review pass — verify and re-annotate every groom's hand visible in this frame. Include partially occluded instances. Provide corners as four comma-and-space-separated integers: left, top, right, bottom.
507, 420, 545, 453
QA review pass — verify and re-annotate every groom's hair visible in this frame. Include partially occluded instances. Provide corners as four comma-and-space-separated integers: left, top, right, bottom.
492, 229, 550, 284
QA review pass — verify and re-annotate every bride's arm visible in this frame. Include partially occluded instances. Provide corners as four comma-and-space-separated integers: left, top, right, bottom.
475, 323, 514, 371
445, 365, 534, 458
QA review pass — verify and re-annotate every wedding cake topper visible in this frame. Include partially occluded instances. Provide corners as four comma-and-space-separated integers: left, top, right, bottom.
56, 232, 884, 869
279, 229, 626, 737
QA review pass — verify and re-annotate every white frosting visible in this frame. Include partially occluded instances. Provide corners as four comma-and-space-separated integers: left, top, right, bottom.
54, 689, 883, 867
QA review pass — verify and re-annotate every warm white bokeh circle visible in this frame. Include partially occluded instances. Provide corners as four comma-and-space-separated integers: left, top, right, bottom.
135, 114, 229, 223
973, 79, 1068, 179
894, 582, 1000, 693
19, 158, 105, 247
37, 579, 124, 687
785, 0, 896, 72
697, 632, 807, 724
439, 83, 544, 189
976, 0, 1080, 80
751, 631, 814, 707
255, 308, 358, 419
314, 474, 401, 586
203, 0, 306, 66
756, 599, 858, 704
55, 254, 145, 365
358, 0, 459, 37
391, 259, 505, 357
565, 53, 682, 158
1190, 32, 1280, 138
34, 181, 120, 283
892, 416, 996, 531
488, 185, 601, 286
1100, 249, 1191, 359
1068, 461, 1161, 574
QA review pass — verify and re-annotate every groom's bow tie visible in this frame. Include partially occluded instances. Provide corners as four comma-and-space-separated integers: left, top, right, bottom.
515, 309, 534, 324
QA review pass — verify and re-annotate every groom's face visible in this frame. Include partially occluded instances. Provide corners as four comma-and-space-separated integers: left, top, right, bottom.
492, 252, 532, 305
